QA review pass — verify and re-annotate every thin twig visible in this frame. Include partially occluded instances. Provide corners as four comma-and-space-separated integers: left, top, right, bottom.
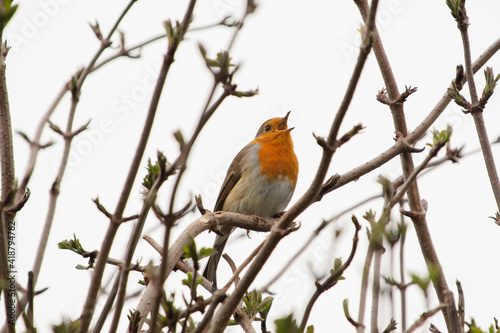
370, 249, 383, 333
404, 304, 446, 333
387, 142, 447, 211
92, 270, 122, 333
399, 210, 407, 331
357, 242, 375, 333
456, 280, 465, 333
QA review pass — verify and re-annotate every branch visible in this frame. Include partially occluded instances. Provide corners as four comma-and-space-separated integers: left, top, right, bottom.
357, 241, 375, 333
92, 271, 121, 333
134, 211, 276, 329
453, 0, 500, 210
0, 35, 16, 333
143, 233, 214, 293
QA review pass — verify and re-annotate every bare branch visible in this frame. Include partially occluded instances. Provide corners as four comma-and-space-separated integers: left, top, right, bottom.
452, 1, 500, 210
404, 304, 446, 333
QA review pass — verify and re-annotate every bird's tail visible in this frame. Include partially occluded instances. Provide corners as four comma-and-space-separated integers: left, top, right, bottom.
202, 229, 231, 290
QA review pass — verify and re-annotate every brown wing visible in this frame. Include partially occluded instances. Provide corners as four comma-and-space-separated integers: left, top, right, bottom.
213, 147, 245, 211
204, 147, 246, 287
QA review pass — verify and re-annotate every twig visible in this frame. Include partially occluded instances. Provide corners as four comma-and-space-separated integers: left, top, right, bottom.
404, 304, 446, 333
26, 271, 34, 333
222, 255, 256, 333
107, 175, 167, 333
220, 240, 264, 293
209, 1, 380, 330
195, 239, 265, 332
399, 211, 407, 331
370, 249, 383, 333
344, 299, 365, 329
299, 216, 361, 331
456, 280, 465, 333
92, 270, 122, 333
143, 233, 215, 292
357, 242, 375, 333
388, 139, 448, 211
91, 18, 231, 73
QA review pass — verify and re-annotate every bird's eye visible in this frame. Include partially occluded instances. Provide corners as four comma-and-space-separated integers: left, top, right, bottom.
264, 125, 271, 132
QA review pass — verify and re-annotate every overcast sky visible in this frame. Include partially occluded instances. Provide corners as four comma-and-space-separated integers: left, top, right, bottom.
3, 0, 500, 332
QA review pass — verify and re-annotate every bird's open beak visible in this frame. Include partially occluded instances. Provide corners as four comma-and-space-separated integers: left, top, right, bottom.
277, 111, 291, 131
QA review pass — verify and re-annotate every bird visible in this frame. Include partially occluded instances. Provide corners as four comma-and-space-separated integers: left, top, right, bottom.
202, 111, 299, 288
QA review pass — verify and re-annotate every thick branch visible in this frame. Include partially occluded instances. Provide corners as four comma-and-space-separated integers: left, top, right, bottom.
0, 37, 16, 333
456, 6, 500, 210
134, 211, 275, 327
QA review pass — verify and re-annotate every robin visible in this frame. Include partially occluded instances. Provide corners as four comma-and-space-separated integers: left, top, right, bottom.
203, 111, 299, 288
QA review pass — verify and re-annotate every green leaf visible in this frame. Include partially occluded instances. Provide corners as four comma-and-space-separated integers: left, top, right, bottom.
410, 272, 430, 293
198, 247, 215, 260
333, 257, 342, 271
428, 125, 452, 148
233, 88, 259, 98
182, 272, 203, 288
127, 310, 141, 333
141, 152, 167, 191
158, 293, 182, 331
242, 290, 274, 323
0, 0, 18, 28
275, 314, 301, 333
58, 234, 85, 255
259, 296, 274, 320
75, 264, 89, 270
52, 317, 81, 333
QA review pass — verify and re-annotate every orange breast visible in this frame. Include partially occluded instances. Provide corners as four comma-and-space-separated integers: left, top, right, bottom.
255, 132, 299, 186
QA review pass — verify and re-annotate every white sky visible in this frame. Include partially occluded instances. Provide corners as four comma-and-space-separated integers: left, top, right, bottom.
2, 0, 500, 332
